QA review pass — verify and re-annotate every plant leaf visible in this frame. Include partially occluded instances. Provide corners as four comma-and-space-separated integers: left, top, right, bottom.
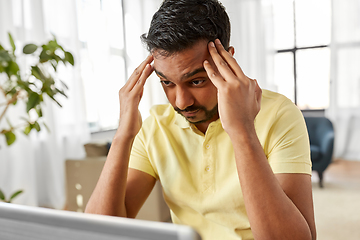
0, 189, 5, 201
51, 62, 57, 71
65, 51, 74, 66
6, 61, 20, 77
43, 122, 51, 132
8, 32, 16, 54
39, 49, 51, 62
52, 53, 61, 63
0, 50, 12, 62
35, 106, 43, 118
48, 95, 62, 107
47, 40, 58, 51
31, 66, 46, 82
4, 131, 16, 145
26, 92, 41, 112
24, 125, 32, 135
55, 88, 67, 98
34, 121, 41, 131
60, 80, 69, 90
23, 44, 38, 54
9, 190, 23, 202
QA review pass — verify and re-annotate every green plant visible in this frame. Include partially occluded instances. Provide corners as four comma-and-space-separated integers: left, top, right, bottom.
0, 33, 74, 202
0, 33, 74, 146
0, 189, 23, 203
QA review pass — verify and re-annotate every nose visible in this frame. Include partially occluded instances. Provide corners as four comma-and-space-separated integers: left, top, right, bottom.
175, 87, 194, 110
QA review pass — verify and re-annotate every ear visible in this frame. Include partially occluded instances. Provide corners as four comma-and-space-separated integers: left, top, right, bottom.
228, 46, 235, 56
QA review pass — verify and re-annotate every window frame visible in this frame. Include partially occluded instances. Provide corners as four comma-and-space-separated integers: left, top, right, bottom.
275, 0, 331, 109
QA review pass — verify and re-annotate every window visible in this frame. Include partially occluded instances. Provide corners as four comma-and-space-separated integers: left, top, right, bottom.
272, 0, 331, 110
76, 0, 126, 132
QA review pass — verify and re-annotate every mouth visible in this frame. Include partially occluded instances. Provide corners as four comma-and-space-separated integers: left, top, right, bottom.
181, 109, 200, 118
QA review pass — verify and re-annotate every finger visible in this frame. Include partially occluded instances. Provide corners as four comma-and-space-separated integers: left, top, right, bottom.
208, 41, 238, 83
214, 39, 247, 79
203, 60, 225, 89
132, 63, 154, 93
125, 55, 154, 91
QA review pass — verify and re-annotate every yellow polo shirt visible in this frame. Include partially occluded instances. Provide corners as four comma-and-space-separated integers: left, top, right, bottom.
129, 89, 311, 240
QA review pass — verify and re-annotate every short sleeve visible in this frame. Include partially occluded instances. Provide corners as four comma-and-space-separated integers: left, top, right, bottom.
266, 98, 312, 175
129, 128, 159, 179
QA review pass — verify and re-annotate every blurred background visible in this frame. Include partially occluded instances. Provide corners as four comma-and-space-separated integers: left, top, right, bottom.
0, 1, 359, 238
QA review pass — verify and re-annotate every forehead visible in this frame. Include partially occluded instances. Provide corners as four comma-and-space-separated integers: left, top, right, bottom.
152, 41, 210, 78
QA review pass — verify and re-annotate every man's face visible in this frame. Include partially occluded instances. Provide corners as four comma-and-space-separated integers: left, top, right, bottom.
152, 40, 220, 127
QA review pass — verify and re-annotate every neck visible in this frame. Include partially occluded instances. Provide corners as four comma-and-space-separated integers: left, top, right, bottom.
195, 113, 219, 134
195, 122, 210, 134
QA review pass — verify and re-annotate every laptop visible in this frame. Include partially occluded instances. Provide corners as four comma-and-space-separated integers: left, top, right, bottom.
0, 202, 201, 240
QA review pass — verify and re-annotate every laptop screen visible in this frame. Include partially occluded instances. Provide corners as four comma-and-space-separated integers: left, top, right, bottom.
0, 202, 201, 240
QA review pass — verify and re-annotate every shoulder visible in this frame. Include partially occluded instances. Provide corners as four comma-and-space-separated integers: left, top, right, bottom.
256, 89, 307, 146
258, 91, 311, 174
261, 89, 293, 110
259, 89, 302, 121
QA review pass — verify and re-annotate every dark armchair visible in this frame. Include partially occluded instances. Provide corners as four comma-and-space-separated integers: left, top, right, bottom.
304, 116, 334, 188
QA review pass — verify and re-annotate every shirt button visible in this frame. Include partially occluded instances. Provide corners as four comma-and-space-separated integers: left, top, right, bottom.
206, 144, 210, 149
205, 166, 210, 171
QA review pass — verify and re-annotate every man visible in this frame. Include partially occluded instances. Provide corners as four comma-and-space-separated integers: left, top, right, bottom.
85, 0, 316, 239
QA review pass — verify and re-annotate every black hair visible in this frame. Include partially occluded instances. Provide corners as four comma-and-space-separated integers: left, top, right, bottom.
141, 0, 231, 56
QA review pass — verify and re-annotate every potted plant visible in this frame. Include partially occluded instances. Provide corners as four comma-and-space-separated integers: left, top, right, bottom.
0, 33, 74, 202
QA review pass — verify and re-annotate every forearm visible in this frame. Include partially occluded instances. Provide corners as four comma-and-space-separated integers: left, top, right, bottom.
85, 55, 154, 216
204, 39, 314, 239
85, 131, 134, 217
231, 128, 313, 240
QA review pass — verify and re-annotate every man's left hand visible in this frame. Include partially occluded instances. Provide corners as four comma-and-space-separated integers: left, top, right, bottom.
203, 39, 262, 137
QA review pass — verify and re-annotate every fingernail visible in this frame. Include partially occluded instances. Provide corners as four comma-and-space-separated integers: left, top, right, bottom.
215, 39, 221, 44
204, 60, 209, 64
209, 42, 215, 47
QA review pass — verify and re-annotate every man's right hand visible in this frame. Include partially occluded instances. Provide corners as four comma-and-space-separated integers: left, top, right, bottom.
85, 55, 155, 217
118, 55, 154, 139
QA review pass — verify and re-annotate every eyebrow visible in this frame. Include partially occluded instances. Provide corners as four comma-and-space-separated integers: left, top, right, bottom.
154, 67, 206, 81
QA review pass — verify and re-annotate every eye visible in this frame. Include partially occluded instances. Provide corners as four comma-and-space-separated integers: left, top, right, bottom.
160, 80, 173, 87
191, 79, 206, 86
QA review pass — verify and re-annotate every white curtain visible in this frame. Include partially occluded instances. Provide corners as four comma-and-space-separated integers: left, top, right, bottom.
222, 0, 274, 91
0, 0, 90, 208
326, 0, 360, 161
123, 0, 168, 120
